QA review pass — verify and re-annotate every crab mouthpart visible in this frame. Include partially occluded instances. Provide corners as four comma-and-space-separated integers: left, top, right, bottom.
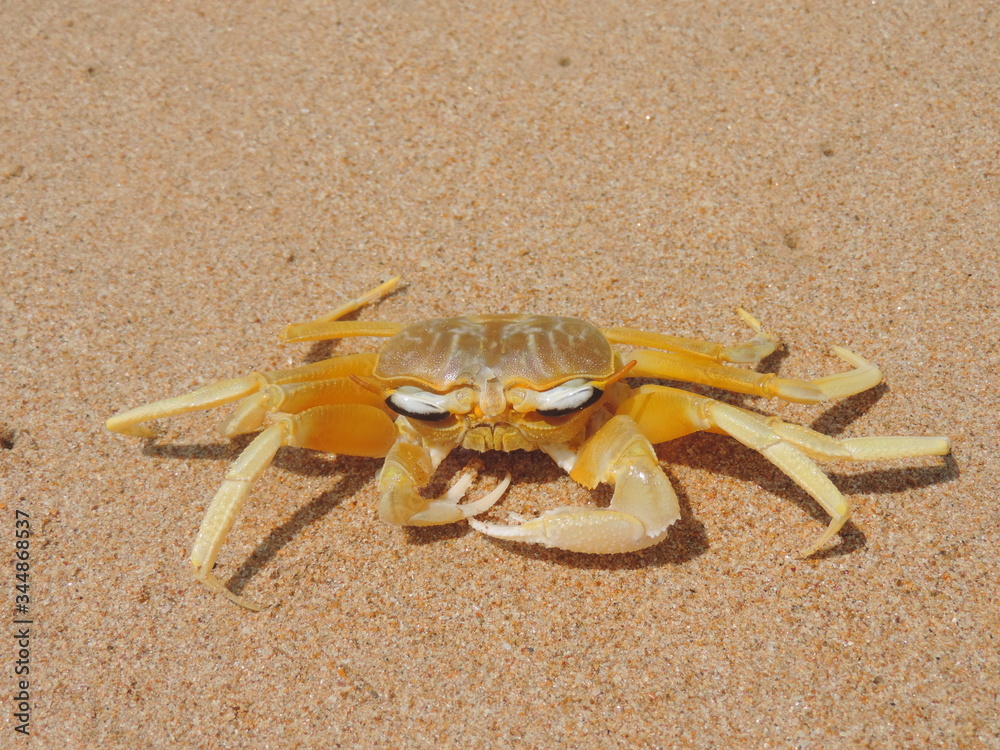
462, 423, 536, 452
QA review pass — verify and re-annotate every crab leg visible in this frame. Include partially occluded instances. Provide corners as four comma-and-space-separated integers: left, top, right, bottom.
617, 385, 951, 554
106, 353, 379, 437
220, 376, 393, 436
622, 345, 883, 404
280, 276, 406, 343
604, 308, 778, 365
377, 435, 511, 527
307, 276, 401, 323
108, 275, 400, 436
190, 404, 396, 610
281, 319, 405, 343
468, 416, 681, 554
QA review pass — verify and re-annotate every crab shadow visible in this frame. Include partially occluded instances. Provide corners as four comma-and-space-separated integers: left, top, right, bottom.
142, 436, 382, 597
138, 376, 956, 592
403, 449, 710, 570
649, 383, 956, 560
454, 382, 956, 568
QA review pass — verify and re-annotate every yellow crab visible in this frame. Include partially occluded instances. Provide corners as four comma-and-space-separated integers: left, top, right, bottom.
107, 277, 951, 609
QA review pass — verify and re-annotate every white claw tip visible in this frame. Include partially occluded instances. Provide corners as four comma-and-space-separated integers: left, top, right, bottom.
460, 473, 511, 517
443, 472, 476, 504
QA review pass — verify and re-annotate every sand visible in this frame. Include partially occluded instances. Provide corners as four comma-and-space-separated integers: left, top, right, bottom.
2, 2, 997, 747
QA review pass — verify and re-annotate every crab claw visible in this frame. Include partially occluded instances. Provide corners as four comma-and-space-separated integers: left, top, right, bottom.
403, 471, 511, 524
468, 415, 680, 554
467, 506, 665, 553
378, 439, 514, 527
442, 471, 512, 516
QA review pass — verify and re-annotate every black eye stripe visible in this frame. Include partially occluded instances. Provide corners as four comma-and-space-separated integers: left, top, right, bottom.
536, 387, 603, 418
384, 396, 452, 422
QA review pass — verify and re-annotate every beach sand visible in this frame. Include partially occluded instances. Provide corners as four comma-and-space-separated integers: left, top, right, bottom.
2, 2, 997, 746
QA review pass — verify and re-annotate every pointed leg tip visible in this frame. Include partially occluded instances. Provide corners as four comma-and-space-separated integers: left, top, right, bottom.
194, 567, 266, 611
799, 517, 848, 558
222, 589, 266, 612
830, 345, 872, 368
736, 307, 763, 330
107, 421, 157, 438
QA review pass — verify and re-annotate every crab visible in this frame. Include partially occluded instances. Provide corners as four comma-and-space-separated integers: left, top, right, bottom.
107, 277, 951, 609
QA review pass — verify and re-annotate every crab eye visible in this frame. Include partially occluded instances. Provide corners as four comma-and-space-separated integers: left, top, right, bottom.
385, 387, 453, 422
535, 381, 604, 418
